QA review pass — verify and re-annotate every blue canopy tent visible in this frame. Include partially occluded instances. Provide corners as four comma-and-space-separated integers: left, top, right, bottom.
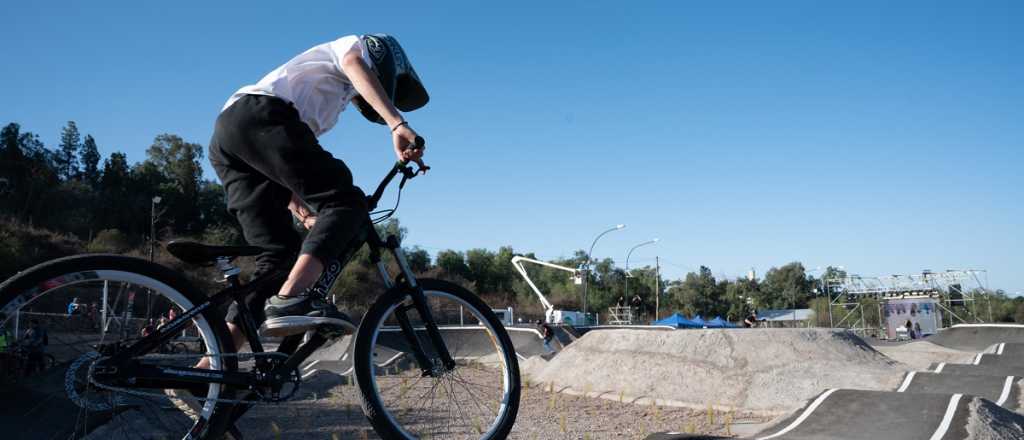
652, 313, 701, 328
691, 315, 706, 328
706, 316, 737, 328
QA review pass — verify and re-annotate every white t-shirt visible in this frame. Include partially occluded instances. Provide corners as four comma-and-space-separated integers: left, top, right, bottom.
223, 35, 373, 137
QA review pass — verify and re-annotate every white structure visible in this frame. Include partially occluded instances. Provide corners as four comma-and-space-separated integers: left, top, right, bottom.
756, 309, 813, 327
511, 256, 583, 324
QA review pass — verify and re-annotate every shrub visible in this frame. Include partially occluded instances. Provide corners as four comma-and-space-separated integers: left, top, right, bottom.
87, 229, 132, 253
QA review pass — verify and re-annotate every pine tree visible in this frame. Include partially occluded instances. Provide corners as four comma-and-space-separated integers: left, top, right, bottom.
56, 121, 81, 180
80, 134, 101, 186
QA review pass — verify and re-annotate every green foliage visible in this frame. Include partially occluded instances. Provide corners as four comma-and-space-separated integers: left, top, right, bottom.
57, 121, 81, 180
87, 229, 132, 253
80, 134, 101, 187
758, 262, 811, 309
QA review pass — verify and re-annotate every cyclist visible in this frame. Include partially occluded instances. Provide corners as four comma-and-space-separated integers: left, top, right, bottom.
208, 33, 429, 353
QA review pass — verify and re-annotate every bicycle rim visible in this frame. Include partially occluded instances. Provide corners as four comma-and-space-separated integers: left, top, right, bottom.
357, 282, 519, 439
0, 257, 229, 439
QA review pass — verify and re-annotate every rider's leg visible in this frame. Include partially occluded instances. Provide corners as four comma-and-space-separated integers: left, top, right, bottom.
277, 254, 324, 297
195, 323, 246, 369
210, 95, 365, 335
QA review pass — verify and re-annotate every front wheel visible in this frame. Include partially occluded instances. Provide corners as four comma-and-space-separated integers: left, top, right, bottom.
353, 279, 521, 439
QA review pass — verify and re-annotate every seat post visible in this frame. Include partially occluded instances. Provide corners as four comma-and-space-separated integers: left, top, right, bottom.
215, 257, 242, 287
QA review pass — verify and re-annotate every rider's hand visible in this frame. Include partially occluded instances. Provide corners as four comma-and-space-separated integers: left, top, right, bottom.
392, 123, 426, 168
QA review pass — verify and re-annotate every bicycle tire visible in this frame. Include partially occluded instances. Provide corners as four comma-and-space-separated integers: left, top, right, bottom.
353, 278, 521, 439
0, 254, 239, 439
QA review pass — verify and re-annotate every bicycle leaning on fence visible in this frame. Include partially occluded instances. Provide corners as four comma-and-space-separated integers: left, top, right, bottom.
0, 138, 522, 440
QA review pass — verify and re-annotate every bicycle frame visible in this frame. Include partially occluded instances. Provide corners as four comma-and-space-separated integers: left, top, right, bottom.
96, 155, 456, 395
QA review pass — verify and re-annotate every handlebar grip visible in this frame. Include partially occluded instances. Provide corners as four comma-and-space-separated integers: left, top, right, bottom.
413, 136, 425, 149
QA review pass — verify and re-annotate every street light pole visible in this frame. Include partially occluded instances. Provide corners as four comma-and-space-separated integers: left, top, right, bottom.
624, 238, 659, 304
582, 224, 624, 325
150, 196, 162, 261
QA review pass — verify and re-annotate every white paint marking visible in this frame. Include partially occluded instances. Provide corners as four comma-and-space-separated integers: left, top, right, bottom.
934, 363, 946, 373
897, 371, 918, 392
996, 376, 1014, 406
756, 389, 838, 440
997, 343, 1005, 355
928, 394, 963, 440
951, 324, 1024, 329
973, 353, 983, 365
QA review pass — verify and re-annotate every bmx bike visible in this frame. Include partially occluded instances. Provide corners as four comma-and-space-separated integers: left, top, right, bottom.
0, 138, 521, 439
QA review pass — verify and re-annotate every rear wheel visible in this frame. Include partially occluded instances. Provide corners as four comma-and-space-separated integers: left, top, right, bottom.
353, 278, 521, 439
0, 254, 237, 439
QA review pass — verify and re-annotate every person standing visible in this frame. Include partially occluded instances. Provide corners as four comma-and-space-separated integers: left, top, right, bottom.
22, 319, 47, 376
536, 320, 556, 354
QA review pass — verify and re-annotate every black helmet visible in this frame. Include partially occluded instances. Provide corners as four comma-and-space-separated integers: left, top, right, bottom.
354, 34, 429, 124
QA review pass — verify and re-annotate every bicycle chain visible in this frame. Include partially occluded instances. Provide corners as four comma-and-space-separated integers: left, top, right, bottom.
83, 351, 328, 406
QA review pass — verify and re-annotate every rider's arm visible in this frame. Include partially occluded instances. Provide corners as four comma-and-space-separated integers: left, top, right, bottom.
340, 50, 404, 129
339, 49, 424, 164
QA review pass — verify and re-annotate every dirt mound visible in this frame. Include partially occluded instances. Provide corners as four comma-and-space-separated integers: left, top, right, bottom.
523, 328, 903, 413
966, 396, 1024, 440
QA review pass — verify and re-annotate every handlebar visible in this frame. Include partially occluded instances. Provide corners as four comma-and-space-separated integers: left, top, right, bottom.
367, 136, 428, 211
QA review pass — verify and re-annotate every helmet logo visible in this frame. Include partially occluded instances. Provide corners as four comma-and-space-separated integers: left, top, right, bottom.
365, 36, 387, 62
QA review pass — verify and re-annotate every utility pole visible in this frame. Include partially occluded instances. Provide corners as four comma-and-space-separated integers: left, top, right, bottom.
655, 256, 661, 320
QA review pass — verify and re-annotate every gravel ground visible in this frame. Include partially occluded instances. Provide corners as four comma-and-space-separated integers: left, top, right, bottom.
230, 369, 770, 440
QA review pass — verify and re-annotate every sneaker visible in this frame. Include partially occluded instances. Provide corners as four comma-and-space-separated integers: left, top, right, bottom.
261, 291, 355, 337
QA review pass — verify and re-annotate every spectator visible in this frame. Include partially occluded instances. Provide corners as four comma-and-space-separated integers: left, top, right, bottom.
616, 296, 625, 308
67, 297, 81, 316
914, 322, 923, 338
22, 319, 47, 376
141, 319, 157, 338
87, 302, 99, 330
743, 310, 759, 328
167, 307, 178, 322
536, 320, 556, 354
0, 324, 10, 377
906, 319, 916, 339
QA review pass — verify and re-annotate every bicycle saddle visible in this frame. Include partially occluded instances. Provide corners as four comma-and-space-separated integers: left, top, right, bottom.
166, 240, 263, 265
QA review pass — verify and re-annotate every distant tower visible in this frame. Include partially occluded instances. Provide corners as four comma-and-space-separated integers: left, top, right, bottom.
747, 268, 756, 281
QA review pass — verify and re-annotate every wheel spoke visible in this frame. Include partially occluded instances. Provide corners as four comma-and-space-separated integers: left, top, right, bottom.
357, 282, 519, 439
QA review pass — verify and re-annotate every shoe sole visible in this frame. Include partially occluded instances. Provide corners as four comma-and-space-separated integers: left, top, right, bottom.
259, 316, 355, 337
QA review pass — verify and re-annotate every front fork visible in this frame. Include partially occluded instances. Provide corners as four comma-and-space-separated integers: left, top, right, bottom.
381, 235, 456, 375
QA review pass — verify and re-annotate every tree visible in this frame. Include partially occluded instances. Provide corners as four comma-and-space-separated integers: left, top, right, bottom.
80, 134, 101, 186
436, 249, 468, 278
405, 246, 431, 273
144, 134, 205, 233
670, 266, 725, 318
759, 262, 811, 310
1, 123, 23, 162
100, 152, 131, 192
56, 121, 81, 180
465, 248, 495, 291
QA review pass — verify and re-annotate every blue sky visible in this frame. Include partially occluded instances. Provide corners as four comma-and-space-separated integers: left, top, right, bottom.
2, 1, 1021, 294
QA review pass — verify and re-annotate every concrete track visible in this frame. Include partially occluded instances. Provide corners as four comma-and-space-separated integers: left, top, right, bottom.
897, 371, 1018, 408
928, 324, 1024, 351
648, 324, 1024, 440
300, 326, 547, 377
